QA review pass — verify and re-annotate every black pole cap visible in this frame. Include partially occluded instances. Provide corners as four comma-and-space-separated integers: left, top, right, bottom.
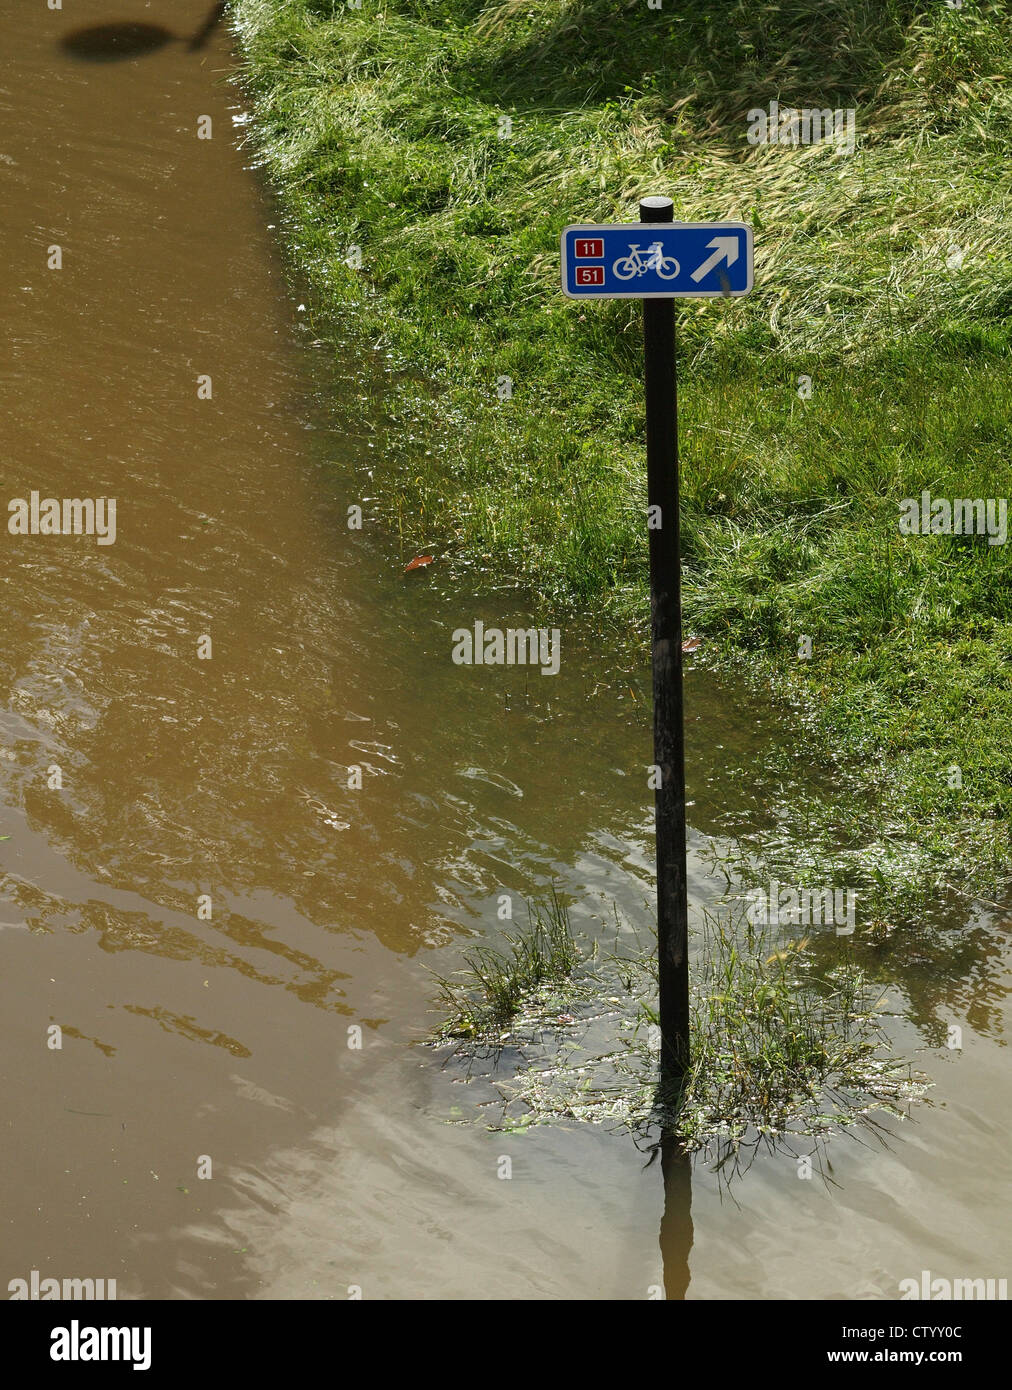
640, 195, 674, 221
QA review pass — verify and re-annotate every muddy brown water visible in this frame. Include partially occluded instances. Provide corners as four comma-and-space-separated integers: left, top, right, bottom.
1, 0, 1008, 1300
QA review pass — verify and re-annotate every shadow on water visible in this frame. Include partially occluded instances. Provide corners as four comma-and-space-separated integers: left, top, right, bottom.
61, 3, 225, 61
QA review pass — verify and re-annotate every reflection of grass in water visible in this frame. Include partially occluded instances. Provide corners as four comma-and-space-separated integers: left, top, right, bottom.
432, 895, 928, 1166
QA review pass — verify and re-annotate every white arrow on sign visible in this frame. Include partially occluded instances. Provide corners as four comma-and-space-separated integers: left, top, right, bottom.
690, 236, 740, 283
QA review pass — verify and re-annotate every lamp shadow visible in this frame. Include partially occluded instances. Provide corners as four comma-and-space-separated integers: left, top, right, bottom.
61, 3, 225, 61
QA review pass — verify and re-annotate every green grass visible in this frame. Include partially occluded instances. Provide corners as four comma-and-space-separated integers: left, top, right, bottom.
671, 913, 924, 1159
432, 888, 581, 1039
432, 896, 925, 1163
231, 0, 1012, 924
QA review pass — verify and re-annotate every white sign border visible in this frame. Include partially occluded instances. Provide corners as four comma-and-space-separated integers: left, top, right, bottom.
560, 221, 754, 299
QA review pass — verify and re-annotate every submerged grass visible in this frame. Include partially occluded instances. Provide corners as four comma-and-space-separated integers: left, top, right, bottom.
231, 0, 1012, 925
431, 895, 926, 1164
669, 914, 924, 1156
433, 889, 581, 1040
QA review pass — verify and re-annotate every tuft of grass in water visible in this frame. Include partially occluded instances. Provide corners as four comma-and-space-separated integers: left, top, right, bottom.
667, 913, 924, 1157
432, 888, 580, 1040
434, 896, 927, 1167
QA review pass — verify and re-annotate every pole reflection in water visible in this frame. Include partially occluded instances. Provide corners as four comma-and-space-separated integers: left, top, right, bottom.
659, 1134, 693, 1300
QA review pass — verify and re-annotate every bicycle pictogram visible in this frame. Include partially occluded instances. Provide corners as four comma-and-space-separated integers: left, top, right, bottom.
612, 240, 679, 281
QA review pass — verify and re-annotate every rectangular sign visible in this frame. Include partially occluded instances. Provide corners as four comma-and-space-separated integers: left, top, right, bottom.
561, 221, 753, 299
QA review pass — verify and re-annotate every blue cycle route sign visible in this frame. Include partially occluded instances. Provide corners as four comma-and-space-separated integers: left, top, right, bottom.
560, 221, 753, 299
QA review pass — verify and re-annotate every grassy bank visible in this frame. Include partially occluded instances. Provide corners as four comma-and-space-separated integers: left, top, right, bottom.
231, 0, 1012, 923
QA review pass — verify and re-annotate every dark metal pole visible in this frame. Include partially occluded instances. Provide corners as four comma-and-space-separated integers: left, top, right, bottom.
641, 195, 690, 1084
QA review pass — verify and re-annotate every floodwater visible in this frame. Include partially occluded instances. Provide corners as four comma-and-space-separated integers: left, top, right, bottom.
1, 0, 1008, 1300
